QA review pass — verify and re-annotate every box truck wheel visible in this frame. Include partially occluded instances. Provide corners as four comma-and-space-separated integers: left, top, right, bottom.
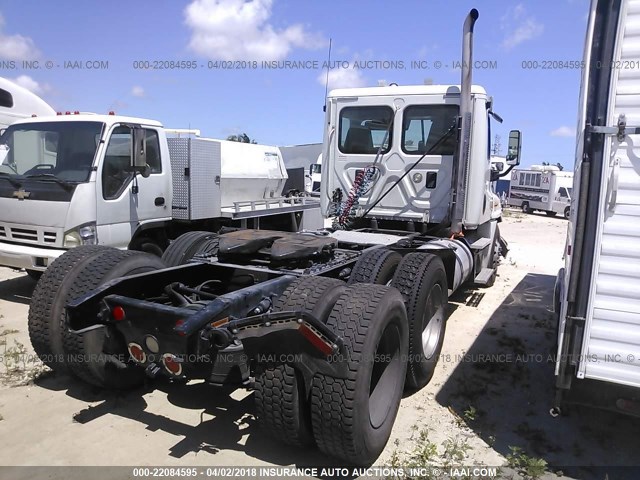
310, 284, 408, 466
161, 231, 219, 267
60, 249, 167, 388
391, 252, 448, 390
254, 276, 346, 447
521, 202, 530, 214
348, 248, 402, 286
564, 207, 570, 219
25, 269, 42, 281
28, 245, 109, 371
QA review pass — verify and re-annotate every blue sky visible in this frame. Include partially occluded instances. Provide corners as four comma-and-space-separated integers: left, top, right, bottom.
0, 0, 589, 168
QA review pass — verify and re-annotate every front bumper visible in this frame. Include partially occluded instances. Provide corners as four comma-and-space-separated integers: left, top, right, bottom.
0, 241, 67, 271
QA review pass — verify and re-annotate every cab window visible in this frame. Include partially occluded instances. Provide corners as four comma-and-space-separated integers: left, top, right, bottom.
339, 106, 394, 154
402, 105, 458, 155
102, 126, 133, 200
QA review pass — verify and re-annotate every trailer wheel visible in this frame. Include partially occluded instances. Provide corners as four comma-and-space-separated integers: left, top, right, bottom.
62, 249, 167, 388
255, 276, 346, 447
521, 202, 530, 214
161, 231, 218, 267
28, 245, 108, 371
564, 207, 571, 219
310, 284, 408, 466
348, 248, 402, 286
391, 252, 448, 390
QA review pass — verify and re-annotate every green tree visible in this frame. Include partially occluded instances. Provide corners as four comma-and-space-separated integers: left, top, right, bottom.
226, 133, 257, 144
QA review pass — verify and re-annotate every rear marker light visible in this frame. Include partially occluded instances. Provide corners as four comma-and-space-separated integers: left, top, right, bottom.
128, 343, 146, 363
298, 324, 334, 356
112, 306, 126, 322
174, 319, 187, 336
162, 354, 183, 376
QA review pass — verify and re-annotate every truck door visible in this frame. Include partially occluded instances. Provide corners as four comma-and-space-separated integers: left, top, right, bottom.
96, 125, 171, 249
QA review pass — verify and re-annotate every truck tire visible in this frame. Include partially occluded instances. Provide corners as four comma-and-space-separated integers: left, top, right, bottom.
564, 207, 571, 219
391, 252, 448, 390
161, 231, 218, 267
310, 284, 408, 466
255, 276, 346, 447
489, 225, 502, 270
348, 248, 402, 285
521, 202, 530, 214
28, 245, 108, 371
129, 236, 164, 257
62, 249, 167, 388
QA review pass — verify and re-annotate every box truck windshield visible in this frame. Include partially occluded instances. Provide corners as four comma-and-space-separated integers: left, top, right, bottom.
0, 121, 104, 182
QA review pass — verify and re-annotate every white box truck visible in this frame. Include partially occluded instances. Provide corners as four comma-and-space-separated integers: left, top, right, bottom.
554, 0, 640, 416
0, 115, 322, 278
508, 165, 574, 218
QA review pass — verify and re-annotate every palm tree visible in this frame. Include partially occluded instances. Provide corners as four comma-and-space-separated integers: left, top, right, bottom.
227, 133, 257, 144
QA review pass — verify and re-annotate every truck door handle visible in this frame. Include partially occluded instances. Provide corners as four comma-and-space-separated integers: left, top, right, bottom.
155, 196, 165, 206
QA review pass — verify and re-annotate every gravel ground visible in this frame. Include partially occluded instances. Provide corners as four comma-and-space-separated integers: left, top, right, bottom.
0, 211, 638, 479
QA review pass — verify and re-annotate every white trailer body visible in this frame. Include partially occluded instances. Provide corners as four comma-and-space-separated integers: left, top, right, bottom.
554, 0, 640, 415
0, 77, 55, 129
0, 115, 321, 274
508, 166, 573, 217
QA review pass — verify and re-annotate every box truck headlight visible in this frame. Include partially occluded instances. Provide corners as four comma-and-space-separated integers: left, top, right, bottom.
64, 223, 98, 247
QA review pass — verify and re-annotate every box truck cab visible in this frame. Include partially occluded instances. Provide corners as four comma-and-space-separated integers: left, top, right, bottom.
0, 114, 173, 274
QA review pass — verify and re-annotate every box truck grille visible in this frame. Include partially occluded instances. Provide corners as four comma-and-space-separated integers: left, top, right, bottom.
0, 226, 58, 245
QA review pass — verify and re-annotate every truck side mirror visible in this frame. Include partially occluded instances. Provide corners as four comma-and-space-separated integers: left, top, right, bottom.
506, 130, 522, 166
132, 127, 150, 178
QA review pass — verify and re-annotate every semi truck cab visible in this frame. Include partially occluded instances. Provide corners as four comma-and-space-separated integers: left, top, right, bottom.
321, 84, 511, 232
0, 114, 172, 273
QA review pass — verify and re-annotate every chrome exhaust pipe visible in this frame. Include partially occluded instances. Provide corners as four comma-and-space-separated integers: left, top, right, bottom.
451, 8, 479, 234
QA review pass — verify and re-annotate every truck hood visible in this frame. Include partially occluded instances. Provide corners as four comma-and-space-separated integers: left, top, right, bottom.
0, 196, 71, 227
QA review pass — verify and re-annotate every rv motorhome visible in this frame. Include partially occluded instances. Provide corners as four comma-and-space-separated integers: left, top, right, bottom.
554, 0, 640, 417
508, 165, 574, 218
0, 77, 55, 129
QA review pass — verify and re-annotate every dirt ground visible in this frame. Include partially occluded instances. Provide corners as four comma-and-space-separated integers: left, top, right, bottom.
0, 211, 638, 479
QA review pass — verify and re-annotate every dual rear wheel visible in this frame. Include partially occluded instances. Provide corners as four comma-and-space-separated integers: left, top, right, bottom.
255, 249, 449, 464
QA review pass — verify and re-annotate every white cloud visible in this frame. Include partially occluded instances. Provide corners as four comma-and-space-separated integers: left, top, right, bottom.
11, 75, 50, 95
185, 0, 324, 61
131, 86, 145, 97
550, 126, 574, 137
501, 4, 544, 50
318, 65, 366, 90
0, 12, 40, 60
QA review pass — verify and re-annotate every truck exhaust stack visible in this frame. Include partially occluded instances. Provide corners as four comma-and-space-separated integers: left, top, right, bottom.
451, 8, 479, 234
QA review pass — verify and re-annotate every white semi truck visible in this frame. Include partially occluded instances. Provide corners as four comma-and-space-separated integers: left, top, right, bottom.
508, 165, 574, 218
0, 77, 55, 129
28, 9, 521, 465
0, 115, 322, 278
554, 0, 640, 417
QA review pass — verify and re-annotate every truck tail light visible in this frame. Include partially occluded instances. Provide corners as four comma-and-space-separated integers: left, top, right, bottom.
112, 306, 126, 322
127, 343, 146, 363
162, 354, 183, 376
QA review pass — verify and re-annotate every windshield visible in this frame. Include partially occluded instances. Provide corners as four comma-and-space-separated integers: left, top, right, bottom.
0, 121, 104, 182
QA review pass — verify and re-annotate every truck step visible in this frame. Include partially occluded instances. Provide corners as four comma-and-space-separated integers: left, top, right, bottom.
474, 267, 496, 287
468, 237, 492, 251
